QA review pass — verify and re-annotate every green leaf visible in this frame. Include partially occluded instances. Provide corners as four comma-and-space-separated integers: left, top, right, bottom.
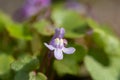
66, 44, 87, 62
29, 72, 36, 80
93, 29, 120, 56
54, 44, 86, 76
36, 73, 47, 80
0, 53, 14, 75
11, 54, 39, 72
15, 71, 47, 80
0, 11, 32, 40
6, 24, 32, 40
84, 48, 120, 80
87, 18, 100, 29
13, 55, 41, 80
33, 19, 54, 36
87, 18, 115, 35
87, 18, 120, 56
29, 72, 47, 80
52, 8, 88, 38
15, 71, 29, 80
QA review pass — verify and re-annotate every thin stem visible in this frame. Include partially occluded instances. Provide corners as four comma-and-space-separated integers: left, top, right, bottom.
39, 51, 48, 72
46, 52, 54, 77
39, 50, 54, 78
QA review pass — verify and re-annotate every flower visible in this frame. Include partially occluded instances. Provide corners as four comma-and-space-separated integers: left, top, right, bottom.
24, 0, 51, 17
44, 28, 76, 60
65, 0, 87, 15
13, 0, 51, 22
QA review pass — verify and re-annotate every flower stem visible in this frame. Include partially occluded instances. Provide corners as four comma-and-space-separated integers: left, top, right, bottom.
39, 50, 54, 78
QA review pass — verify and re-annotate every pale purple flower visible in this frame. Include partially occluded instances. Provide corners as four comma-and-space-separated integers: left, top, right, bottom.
44, 28, 76, 60
65, 0, 87, 15
24, 0, 51, 17
13, 0, 51, 22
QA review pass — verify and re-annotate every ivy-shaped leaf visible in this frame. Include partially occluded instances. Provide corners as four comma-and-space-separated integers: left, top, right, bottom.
11, 54, 39, 72
0, 53, 14, 75
52, 7, 88, 38
33, 19, 54, 36
85, 48, 120, 80
87, 18, 120, 56
93, 29, 120, 56
0, 11, 32, 40
54, 44, 86, 76
15, 71, 47, 80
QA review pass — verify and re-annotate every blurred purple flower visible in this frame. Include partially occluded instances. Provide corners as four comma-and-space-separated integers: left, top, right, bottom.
44, 28, 76, 60
65, 0, 87, 15
13, 0, 51, 22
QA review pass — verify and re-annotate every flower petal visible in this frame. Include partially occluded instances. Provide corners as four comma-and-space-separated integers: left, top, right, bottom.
58, 28, 65, 38
54, 49, 63, 60
63, 47, 76, 54
44, 43, 55, 50
50, 28, 65, 45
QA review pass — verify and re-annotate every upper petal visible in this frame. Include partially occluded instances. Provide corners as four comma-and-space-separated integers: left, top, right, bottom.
58, 28, 65, 38
50, 28, 65, 45
44, 43, 55, 50
54, 28, 65, 39
54, 49, 63, 60
63, 47, 76, 54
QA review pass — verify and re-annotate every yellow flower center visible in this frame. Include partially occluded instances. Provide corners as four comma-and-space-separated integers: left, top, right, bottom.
55, 38, 64, 47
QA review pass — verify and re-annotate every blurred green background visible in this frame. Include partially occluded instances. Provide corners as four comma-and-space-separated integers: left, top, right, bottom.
0, 0, 120, 36
0, 0, 120, 80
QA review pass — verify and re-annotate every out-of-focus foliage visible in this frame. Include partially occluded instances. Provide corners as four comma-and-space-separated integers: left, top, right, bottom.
11, 54, 39, 72
0, 53, 14, 75
54, 44, 86, 76
87, 19, 120, 56
85, 48, 120, 80
0, 12, 32, 40
0, 0, 120, 80
29, 72, 47, 80
52, 6, 87, 38
33, 19, 53, 36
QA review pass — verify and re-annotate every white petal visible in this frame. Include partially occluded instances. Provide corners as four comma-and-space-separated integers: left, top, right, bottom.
63, 47, 76, 54
44, 43, 55, 50
54, 49, 63, 60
